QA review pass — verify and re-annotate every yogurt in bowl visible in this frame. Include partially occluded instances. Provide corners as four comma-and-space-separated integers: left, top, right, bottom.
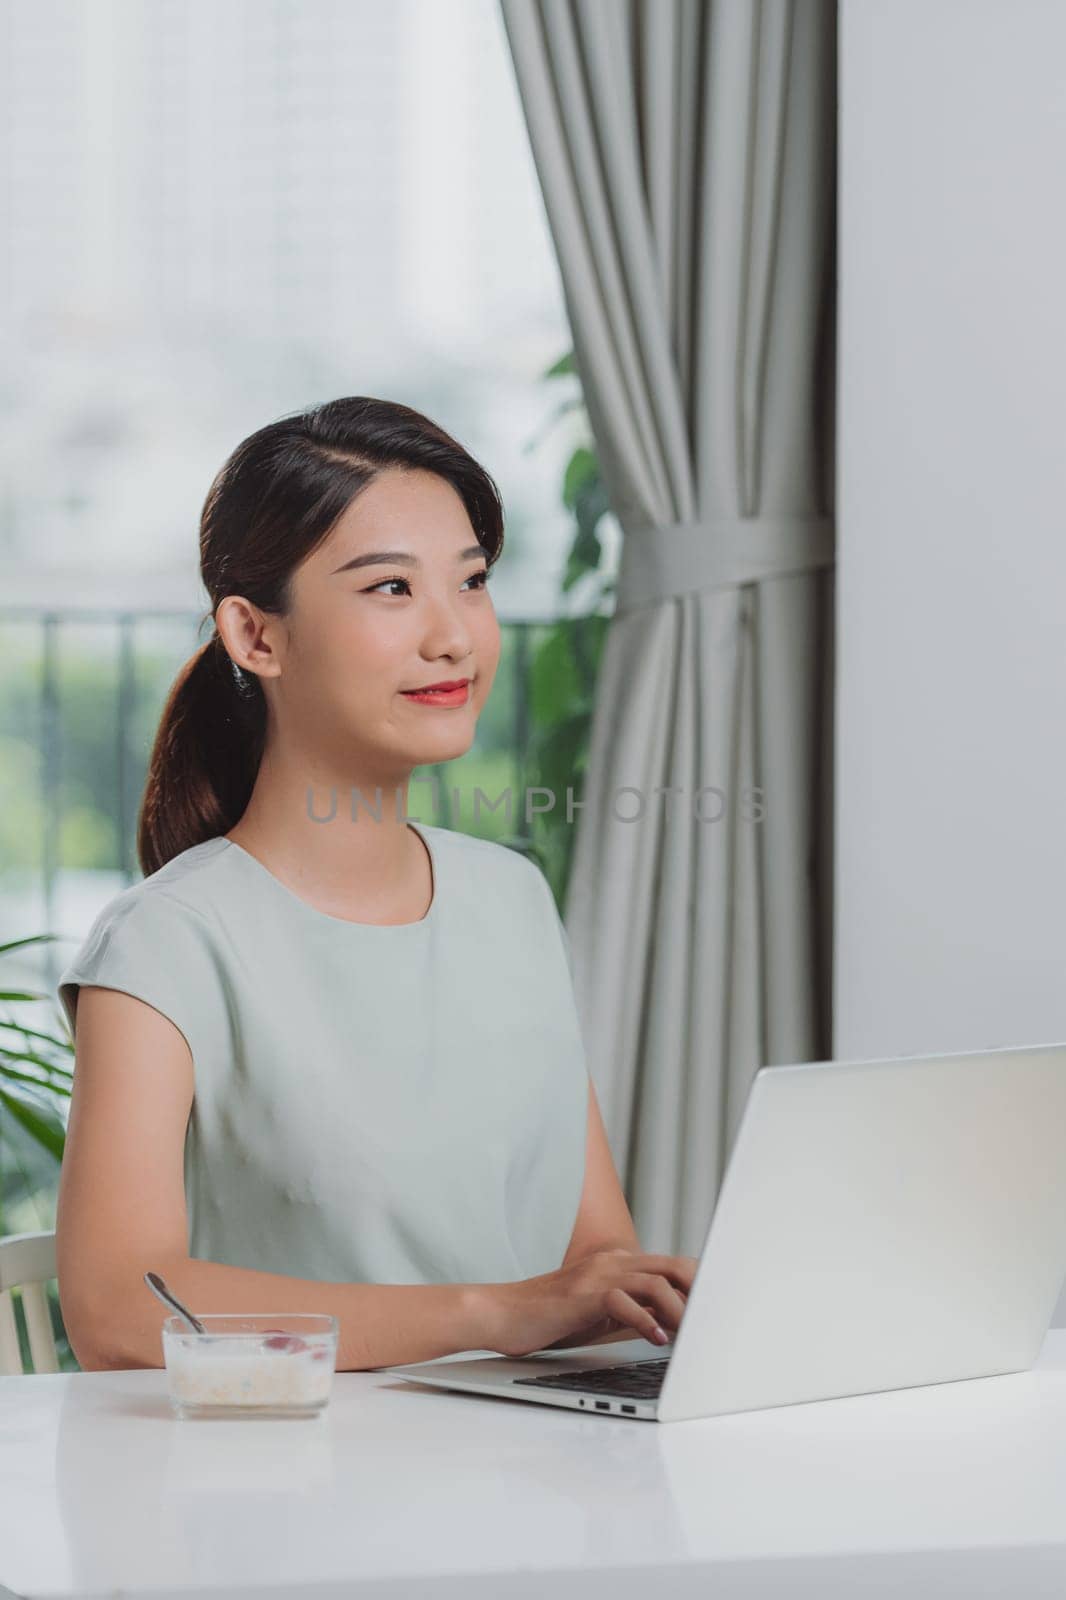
162, 1314, 339, 1418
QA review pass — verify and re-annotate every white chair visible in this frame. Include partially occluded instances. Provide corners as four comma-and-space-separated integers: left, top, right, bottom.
0, 1229, 60, 1374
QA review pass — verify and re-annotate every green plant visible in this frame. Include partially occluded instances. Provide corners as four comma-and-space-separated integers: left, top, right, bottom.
0, 934, 72, 1220
0, 933, 77, 1369
523, 350, 614, 904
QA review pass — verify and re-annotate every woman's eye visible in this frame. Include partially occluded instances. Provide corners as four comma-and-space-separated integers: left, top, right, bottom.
365, 577, 412, 597
363, 570, 491, 597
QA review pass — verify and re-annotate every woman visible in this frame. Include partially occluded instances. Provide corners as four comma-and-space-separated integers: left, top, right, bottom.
55, 396, 695, 1371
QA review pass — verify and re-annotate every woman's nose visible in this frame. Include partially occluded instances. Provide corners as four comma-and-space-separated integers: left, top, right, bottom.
419, 596, 474, 659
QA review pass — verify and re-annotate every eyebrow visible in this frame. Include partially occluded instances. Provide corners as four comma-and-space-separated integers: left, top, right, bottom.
331, 545, 487, 575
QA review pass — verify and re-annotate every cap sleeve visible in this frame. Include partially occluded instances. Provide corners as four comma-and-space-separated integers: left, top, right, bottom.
56, 888, 226, 1072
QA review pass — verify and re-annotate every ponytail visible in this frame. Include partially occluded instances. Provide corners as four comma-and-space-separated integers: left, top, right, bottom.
137, 630, 265, 878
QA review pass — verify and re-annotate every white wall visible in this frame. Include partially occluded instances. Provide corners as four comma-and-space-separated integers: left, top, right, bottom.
835, 0, 1066, 1317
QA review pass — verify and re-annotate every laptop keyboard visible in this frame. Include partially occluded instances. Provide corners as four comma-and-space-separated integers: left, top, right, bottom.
512, 1356, 669, 1399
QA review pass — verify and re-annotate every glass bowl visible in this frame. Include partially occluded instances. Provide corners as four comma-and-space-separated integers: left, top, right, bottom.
161, 1313, 339, 1418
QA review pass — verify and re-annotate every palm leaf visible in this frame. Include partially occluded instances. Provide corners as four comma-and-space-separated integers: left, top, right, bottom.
0, 1086, 66, 1163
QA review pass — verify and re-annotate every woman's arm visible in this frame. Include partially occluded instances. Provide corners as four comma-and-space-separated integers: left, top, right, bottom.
558, 1074, 643, 1267
545, 1074, 693, 1349
86, 1252, 492, 1372
56, 987, 492, 1371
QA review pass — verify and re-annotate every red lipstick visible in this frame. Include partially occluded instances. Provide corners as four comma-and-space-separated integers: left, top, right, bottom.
400, 678, 471, 707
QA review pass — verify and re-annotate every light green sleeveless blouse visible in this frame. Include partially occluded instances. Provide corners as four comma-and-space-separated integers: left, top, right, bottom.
55, 824, 589, 1286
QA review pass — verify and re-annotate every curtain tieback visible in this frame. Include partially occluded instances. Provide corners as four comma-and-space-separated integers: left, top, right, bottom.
614, 515, 835, 612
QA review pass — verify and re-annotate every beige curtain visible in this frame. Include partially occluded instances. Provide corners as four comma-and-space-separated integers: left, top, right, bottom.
499, 0, 836, 1256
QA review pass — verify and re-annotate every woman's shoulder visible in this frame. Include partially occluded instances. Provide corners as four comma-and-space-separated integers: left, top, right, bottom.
427, 824, 569, 964
55, 841, 233, 1050
142, 835, 234, 902
426, 823, 554, 900
72, 838, 231, 948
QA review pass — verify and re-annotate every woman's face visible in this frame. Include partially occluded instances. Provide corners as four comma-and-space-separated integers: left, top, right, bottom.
263, 466, 501, 783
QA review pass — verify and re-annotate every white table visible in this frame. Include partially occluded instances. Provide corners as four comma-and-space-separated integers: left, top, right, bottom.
4, 1331, 1066, 1599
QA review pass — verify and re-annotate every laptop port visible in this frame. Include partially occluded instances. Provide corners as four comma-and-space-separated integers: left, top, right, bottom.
622, 1405, 636, 1414
596, 1401, 609, 1410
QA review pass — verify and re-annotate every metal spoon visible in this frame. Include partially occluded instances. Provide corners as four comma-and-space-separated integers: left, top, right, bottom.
144, 1270, 206, 1334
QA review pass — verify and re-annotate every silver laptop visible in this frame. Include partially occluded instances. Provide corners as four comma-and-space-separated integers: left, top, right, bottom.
382, 1041, 1066, 1423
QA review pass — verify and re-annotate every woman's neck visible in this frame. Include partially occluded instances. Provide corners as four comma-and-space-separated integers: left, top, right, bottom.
225, 764, 432, 923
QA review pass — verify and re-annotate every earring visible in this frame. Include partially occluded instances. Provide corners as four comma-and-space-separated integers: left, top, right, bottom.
230, 658, 255, 695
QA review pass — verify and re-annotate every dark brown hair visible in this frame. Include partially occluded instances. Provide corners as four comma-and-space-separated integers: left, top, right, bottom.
137, 396, 504, 878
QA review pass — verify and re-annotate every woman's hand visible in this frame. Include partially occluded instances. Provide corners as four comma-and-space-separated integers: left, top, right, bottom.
483, 1247, 698, 1359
